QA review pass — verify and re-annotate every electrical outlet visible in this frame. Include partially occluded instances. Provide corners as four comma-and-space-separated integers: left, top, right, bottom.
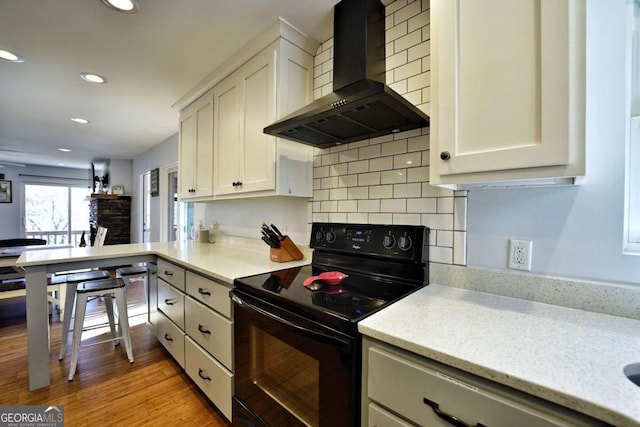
508, 239, 532, 271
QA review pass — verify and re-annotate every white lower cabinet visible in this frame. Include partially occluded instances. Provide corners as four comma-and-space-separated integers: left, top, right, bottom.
152, 260, 234, 422
185, 296, 233, 370
155, 311, 185, 368
362, 338, 607, 427
185, 336, 233, 420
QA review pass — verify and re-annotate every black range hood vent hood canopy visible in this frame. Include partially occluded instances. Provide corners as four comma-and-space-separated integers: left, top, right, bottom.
264, 0, 429, 149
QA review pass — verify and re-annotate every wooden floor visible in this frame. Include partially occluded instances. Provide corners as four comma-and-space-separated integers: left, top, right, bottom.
0, 281, 231, 426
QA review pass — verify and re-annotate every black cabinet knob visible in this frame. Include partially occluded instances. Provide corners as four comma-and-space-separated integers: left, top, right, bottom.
440, 151, 451, 161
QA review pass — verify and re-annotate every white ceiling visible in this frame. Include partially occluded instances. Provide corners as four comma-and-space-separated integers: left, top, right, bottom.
0, 0, 338, 170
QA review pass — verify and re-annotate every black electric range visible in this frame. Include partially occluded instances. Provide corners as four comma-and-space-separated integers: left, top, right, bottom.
233, 222, 430, 335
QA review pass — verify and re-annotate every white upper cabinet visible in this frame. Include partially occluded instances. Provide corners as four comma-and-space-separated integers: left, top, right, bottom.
178, 90, 214, 199
175, 19, 317, 200
430, 0, 586, 189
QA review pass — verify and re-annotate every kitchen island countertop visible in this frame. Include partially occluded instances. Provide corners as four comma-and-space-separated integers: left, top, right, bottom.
359, 283, 640, 426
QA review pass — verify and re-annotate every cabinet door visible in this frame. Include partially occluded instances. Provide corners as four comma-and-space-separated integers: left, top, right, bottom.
239, 48, 276, 193
178, 107, 196, 198
178, 91, 214, 199
213, 76, 242, 195
193, 92, 214, 198
431, 0, 584, 184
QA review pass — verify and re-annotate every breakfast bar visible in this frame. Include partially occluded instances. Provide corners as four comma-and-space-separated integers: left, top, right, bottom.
16, 240, 310, 391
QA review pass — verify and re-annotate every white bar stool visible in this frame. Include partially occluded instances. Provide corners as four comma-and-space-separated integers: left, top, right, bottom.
57, 270, 111, 358
116, 265, 148, 307
63, 277, 135, 381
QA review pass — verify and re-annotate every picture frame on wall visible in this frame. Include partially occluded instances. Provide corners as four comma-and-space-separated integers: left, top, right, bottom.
0, 180, 12, 203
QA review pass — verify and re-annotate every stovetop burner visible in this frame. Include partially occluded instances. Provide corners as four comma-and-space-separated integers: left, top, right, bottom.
234, 223, 430, 334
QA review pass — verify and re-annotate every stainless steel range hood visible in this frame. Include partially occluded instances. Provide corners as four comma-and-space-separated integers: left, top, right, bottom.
264, 0, 429, 148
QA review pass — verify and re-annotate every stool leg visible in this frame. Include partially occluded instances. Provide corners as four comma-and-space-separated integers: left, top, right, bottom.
58, 283, 77, 361
68, 293, 88, 381
104, 295, 120, 346
114, 288, 134, 363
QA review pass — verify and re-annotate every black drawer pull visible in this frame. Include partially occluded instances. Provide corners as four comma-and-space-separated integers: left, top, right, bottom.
164, 271, 174, 276
164, 299, 175, 305
164, 333, 173, 342
198, 287, 211, 296
423, 398, 486, 427
198, 324, 211, 335
198, 368, 211, 381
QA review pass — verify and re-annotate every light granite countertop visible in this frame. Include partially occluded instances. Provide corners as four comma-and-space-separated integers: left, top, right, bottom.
359, 283, 640, 427
16, 237, 311, 284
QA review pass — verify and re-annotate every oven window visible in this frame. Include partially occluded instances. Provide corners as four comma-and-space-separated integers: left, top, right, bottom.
250, 326, 319, 426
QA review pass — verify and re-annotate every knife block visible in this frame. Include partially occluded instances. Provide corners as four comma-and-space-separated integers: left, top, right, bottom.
270, 236, 304, 263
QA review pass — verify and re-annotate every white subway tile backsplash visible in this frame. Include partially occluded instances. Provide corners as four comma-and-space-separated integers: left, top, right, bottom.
329, 188, 348, 200
338, 200, 358, 212
394, 182, 422, 198
437, 197, 454, 214
407, 166, 429, 182
348, 213, 369, 223
437, 230, 454, 248
348, 187, 369, 200
358, 172, 381, 186
321, 200, 338, 212
421, 213, 454, 231
309, 0, 466, 267
381, 140, 408, 156
394, 29, 423, 52
321, 176, 339, 189
338, 149, 359, 163
430, 246, 453, 264
369, 156, 394, 171
348, 160, 369, 174
407, 197, 437, 213
359, 145, 382, 160
381, 198, 406, 213
453, 231, 467, 265
338, 174, 357, 188
394, 152, 422, 169
392, 213, 421, 225
358, 199, 380, 212
369, 213, 393, 224
369, 185, 394, 199
381, 169, 407, 185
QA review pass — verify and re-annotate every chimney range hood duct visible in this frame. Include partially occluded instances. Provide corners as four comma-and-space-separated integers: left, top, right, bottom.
264, 0, 429, 148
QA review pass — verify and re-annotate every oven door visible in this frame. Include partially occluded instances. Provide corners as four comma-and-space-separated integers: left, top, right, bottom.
231, 289, 357, 427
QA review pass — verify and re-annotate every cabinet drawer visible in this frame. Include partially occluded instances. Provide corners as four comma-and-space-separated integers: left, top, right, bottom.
185, 296, 233, 370
185, 336, 233, 421
368, 344, 597, 427
158, 280, 185, 329
368, 403, 412, 427
157, 258, 185, 291
156, 312, 185, 368
186, 271, 231, 318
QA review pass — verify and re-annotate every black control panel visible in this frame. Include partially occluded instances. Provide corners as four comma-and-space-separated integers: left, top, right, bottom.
310, 222, 429, 263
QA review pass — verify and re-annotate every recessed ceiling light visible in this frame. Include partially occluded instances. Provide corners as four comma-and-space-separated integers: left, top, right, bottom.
0, 49, 24, 63
57, 163, 65, 167
58, 148, 72, 152
71, 117, 90, 124
80, 72, 107, 84
101, 0, 139, 13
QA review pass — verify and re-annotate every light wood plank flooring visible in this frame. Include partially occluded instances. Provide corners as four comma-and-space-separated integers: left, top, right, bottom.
0, 281, 231, 426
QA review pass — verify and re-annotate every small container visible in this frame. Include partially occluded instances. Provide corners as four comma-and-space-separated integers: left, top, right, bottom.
209, 221, 219, 243
199, 229, 210, 243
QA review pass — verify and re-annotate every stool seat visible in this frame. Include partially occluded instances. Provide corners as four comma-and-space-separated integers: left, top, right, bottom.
116, 266, 147, 277
49, 270, 110, 285
76, 277, 125, 293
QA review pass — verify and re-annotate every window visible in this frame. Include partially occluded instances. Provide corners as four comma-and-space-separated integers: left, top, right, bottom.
625, 0, 640, 254
24, 184, 90, 246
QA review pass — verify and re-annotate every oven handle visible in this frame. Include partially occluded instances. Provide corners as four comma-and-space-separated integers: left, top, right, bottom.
231, 292, 352, 351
